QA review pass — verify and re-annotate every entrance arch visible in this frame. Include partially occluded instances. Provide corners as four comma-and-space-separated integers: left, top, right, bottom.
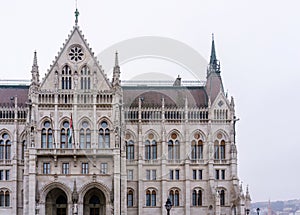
83, 188, 106, 215
46, 188, 68, 215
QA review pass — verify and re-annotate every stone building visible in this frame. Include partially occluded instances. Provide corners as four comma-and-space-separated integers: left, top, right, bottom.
0, 12, 250, 215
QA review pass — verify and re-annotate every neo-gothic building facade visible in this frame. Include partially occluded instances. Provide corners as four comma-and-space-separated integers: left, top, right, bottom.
0, 21, 250, 215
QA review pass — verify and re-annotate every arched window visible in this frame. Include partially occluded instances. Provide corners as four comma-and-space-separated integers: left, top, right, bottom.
191, 132, 204, 160
126, 140, 134, 160
61, 121, 72, 149
79, 121, 91, 148
98, 121, 110, 148
80, 65, 91, 90
4, 191, 9, 207
214, 132, 226, 160
220, 140, 225, 159
127, 190, 134, 207
0, 190, 10, 207
125, 132, 134, 160
168, 132, 180, 160
192, 189, 202, 206
192, 190, 197, 206
146, 189, 156, 206
146, 190, 151, 206
41, 121, 53, 148
151, 190, 156, 206
61, 65, 72, 90
0, 133, 11, 161
145, 133, 157, 160
169, 189, 179, 206
220, 190, 225, 206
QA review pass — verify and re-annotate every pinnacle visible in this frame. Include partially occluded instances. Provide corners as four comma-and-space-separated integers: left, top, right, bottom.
115, 51, 119, 67
33, 50, 38, 67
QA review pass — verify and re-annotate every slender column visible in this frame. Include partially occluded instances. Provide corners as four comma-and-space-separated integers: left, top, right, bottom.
28, 149, 37, 214
12, 97, 18, 215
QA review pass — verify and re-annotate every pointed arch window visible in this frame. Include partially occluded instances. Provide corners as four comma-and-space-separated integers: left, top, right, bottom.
80, 65, 91, 90
168, 132, 180, 160
0, 133, 11, 161
191, 132, 203, 160
61, 65, 72, 90
127, 190, 134, 207
60, 121, 72, 149
145, 133, 157, 160
98, 121, 110, 148
192, 189, 202, 206
0, 190, 10, 207
125, 133, 134, 160
126, 140, 134, 160
79, 121, 91, 148
41, 121, 53, 148
214, 132, 226, 160
220, 190, 225, 206
169, 189, 179, 206
146, 189, 156, 206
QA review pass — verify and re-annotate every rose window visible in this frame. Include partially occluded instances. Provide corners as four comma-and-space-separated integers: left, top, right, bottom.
68, 45, 84, 62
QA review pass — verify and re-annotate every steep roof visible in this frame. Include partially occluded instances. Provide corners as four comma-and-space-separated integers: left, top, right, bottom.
123, 86, 208, 108
0, 85, 29, 107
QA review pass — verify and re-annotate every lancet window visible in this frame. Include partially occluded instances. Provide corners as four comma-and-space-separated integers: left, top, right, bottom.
41, 121, 53, 148
125, 133, 134, 160
60, 121, 72, 148
168, 132, 180, 160
80, 65, 91, 90
145, 133, 157, 160
191, 132, 204, 160
0, 133, 11, 161
80, 121, 91, 148
98, 121, 110, 148
192, 189, 203, 206
214, 132, 226, 160
61, 65, 72, 90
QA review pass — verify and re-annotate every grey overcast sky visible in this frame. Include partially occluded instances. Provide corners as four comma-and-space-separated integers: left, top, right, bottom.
1, 0, 299, 202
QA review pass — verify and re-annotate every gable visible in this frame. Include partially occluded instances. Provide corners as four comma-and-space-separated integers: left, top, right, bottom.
211, 91, 232, 121
40, 26, 111, 91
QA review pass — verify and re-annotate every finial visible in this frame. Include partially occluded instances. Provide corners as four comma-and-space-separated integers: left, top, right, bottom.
75, 1, 79, 25
212, 33, 214, 41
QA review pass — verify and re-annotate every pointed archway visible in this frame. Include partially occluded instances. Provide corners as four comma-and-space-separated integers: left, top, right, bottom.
45, 188, 68, 215
83, 188, 106, 215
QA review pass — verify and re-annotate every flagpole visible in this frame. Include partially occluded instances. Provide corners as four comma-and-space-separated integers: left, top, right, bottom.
72, 113, 76, 148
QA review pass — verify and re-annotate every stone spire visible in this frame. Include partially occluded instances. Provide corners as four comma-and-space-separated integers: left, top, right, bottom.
31, 51, 40, 88
246, 185, 251, 201
208, 34, 220, 74
205, 34, 224, 102
112, 51, 121, 87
